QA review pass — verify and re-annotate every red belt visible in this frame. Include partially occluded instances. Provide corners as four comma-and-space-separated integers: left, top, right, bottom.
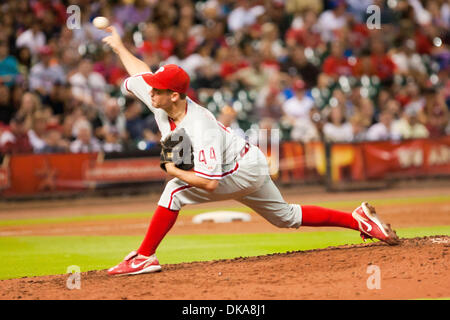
240, 142, 250, 158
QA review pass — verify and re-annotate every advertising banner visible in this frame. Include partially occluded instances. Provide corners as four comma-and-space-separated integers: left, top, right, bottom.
83, 158, 166, 183
2, 153, 96, 196
362, 137, 450, 180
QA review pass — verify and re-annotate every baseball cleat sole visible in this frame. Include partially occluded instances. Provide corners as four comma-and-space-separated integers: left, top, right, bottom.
115, 265, 162, 276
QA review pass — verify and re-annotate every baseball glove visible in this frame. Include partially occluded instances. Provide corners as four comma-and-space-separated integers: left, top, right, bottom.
160, 128, 194, 171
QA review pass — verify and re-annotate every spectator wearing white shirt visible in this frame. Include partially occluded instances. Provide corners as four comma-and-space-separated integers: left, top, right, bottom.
69, 59, 107, 109
282, 79, 315, 124
92, 97, 128, 153
349, 113, 368, 142
227, 0, 265, 32
15, 19, 46, 56
290, 107, 321, 143
316, 0, 348, 42
29, 46, 66, 96
366, 110, 400, 141
390, 39, 427, 76
70, 120, 102, 153
346, 0, 374, 22
426, 0, 450, 29
391, 108, 429, 140
27, 111, 48, 153
323, 105, 353, 142
403, 81, 426, 119
409, 0, 432, 26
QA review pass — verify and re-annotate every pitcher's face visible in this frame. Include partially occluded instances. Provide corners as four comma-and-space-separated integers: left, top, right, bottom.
150, 88, 172, 109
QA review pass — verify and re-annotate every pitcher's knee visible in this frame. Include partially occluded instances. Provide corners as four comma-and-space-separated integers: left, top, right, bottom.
263, 204, 302, 229
158, 179, 189, 211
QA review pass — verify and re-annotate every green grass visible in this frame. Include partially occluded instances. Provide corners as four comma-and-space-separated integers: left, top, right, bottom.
1, 193, 449, 227
0, 225, 448, 280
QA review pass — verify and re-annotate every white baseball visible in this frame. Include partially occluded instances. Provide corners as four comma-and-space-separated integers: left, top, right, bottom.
93, 16, 110, 29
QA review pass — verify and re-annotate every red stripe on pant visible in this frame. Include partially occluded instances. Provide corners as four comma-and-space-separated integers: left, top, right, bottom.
168, 185, 192, 210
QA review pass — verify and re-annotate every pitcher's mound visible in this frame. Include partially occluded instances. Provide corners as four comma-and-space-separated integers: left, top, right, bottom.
1, 236, 449, 300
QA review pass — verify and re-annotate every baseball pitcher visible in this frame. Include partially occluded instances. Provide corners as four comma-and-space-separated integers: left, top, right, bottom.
102, 26, 399, 276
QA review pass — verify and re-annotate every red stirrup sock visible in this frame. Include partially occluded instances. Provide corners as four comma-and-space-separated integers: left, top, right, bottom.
137, 206, 179, 257
301, 205, 359, 230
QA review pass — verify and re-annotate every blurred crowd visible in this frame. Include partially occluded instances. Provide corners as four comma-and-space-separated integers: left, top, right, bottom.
0, 0, 449, 155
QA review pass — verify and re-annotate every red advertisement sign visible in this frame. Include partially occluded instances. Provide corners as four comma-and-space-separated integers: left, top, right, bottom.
362, 137, 450, 179
83, 158, 166, 183
2, 153, 97, 196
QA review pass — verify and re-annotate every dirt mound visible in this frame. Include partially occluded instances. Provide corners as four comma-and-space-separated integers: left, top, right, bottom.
1, 236, 449, 300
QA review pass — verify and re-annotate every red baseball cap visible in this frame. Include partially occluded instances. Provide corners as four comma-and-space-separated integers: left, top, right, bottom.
142, 64, 190, 94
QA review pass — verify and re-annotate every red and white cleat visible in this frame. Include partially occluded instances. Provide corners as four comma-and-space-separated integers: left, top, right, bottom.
108, 251, 162, 276
352, 202, 400, 245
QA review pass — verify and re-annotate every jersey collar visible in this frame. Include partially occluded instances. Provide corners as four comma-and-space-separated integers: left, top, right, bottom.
168, 100, 188, 131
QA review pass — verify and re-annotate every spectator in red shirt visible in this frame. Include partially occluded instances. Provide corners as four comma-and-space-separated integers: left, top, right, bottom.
369, 38, 396, 82
220, 46, 249, 80
348, 21, 370, 50
139, 23, 175, 60
31, 0, 67, 25
414, 27, 433, 55
322, 40, 354, 79
353, 39, 396, 82
285, 10, 323, 50
0, 115, 33, 154
423, 88, 448, 138
93, 51, 127, 87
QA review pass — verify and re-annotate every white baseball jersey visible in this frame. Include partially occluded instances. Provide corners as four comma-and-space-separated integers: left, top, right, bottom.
123, 72, 246, 179
122, 72, 302, 228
